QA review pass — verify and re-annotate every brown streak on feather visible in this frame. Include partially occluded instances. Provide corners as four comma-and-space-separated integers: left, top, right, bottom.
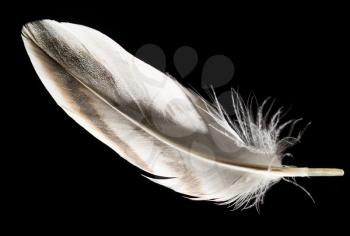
36, 47, 153, 173
69, 80, 153, 173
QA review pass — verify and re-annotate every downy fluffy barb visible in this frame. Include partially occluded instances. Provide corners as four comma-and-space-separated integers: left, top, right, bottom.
22, 20, 344, 209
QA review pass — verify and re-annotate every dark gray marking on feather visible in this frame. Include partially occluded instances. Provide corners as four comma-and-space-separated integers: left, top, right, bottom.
23, 28, 152, 173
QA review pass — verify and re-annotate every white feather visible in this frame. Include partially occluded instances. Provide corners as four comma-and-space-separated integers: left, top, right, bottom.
22, 20, 343, 209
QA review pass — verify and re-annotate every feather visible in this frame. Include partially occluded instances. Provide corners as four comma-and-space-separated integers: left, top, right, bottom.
22, 20, 344, 209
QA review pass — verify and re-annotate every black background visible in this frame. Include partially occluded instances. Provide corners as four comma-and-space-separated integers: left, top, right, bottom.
5, 4, 349, 231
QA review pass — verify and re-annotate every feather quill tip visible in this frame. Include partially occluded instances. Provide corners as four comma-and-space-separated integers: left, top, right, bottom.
306, 168, 344, 177
275, 167, 344, 177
